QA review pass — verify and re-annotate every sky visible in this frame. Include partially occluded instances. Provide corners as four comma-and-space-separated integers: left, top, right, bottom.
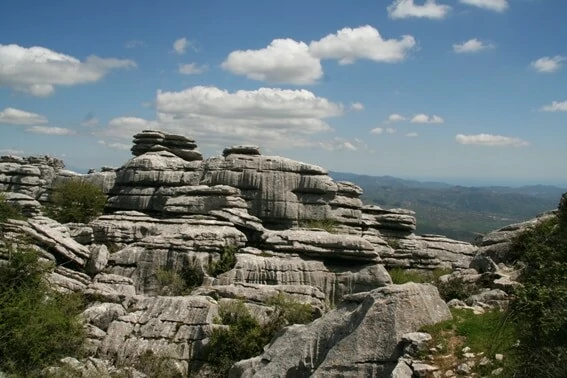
1, 0, 566, 187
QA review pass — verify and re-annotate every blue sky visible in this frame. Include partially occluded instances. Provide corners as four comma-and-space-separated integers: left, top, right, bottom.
1, 0, 566, 186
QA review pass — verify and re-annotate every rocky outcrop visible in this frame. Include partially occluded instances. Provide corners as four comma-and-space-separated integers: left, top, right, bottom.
231, 283, 451, 377
381, 234, 478, 270
98, 295, 218, 375
0, 155, 64, 199
471, 211, 556, 272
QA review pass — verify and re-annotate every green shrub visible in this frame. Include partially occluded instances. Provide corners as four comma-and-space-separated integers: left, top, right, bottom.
507, 210, 567, 377
156, 259, 204, 296
47, 180, 106, 224
299, 219, 336, 233
208, 245, 237, 277
207, 295, 316, 377
436, 278, 481, 301
0, 192, 24, 224
0, 241, 86, 376
388, 267, 452, 285
134, 350, 183, 378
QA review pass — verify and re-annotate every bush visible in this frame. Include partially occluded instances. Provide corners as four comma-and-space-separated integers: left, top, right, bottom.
207, 294, 316, 377
299, 219, 336, 233
47, 180, 106, 223
208, 245, 237, 277
507, 210, 567, 377
0, 192, 24, 224
156, 259, 204, 296
0, 241, 86, 376
436, 278, 481, 301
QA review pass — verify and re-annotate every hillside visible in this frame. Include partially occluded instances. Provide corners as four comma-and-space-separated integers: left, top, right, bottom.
330, 172, 564, 242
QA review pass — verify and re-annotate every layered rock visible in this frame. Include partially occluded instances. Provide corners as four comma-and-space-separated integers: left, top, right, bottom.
131, 129, 202, 161
231, 283, 452, 377
381, 234, 478, 270
0, 155, 64, 199
471, 211, 556, 272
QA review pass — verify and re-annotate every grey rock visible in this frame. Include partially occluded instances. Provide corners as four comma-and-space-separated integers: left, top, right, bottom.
390, 359, 413, 378
86, 244, 110, 276
83, 303, 127, 331
236, 283, 451, 377
223, 145, 261, 156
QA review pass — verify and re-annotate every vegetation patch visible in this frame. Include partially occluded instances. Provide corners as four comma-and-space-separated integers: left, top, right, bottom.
298, 218, 337, 233
208, 245, 238, 277
207, 294, 316, 377
0, 192, 25, 224
156, 259, 204, 296
422, 308, 518, 375
0, 241, 86, 376
46, 180, 107, 224
388, 267, 451, 285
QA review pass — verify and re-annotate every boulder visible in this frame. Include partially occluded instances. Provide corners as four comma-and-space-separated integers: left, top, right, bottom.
232, 283, 451, 377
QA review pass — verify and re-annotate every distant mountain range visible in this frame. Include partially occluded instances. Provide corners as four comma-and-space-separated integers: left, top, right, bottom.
330, 172, 565, 243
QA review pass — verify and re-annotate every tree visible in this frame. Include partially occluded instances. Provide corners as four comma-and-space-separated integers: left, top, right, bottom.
0, 241, 86, 376
47, 180, 106, 223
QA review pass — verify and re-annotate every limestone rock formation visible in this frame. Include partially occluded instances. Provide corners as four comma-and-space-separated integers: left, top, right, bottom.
231, 283, 451, 377
471, 211, 556, 272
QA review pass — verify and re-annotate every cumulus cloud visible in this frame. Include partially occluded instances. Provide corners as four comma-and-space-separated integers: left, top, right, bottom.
541, 100, 567, 112
453, 39, 493, 53
25, 126, 76, 135
455, 133, 528, 147
222, 39, 323, 85
97, 117, 158, 139
97, 86, 342, 149
0, 44, 136, 96
530, 56, 565, 73
387, 0, 451, 20
370, 127, 384, 134
459, 0, 508, 12
179, 63, 208, 75
350, 102, 364, 111
173, 37, 190, 54
386, 127, 397, 134
406, 132, 419, 137
387, 113, 406, 123
0, 107, 47, 125
411, 114, 444, 124
309, 25, 416, 65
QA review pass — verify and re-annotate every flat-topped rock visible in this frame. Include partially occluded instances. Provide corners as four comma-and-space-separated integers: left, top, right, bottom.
131, 130, 201, 162
223, 145, 261, 157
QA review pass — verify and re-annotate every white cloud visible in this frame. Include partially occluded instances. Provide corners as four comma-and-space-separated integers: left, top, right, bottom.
459, 0, 508, 12
0, 107, 47, 125
125, 40, 144, 49
387, 113, 406, 123
98, 117, 158, 139
342, 142, 358, 151
387, 0, 451, 20
455, 133, 528, 147
541, 100, 567, 112
411, 114, 444, 124
350, 102, 364, 111
530, 56, 565, 73
108, 142, 131, 150
0, 148, 24, 155
25, 126, 76, 135
370, 127, 384, 134
173, 37, 190, 54
0, 44, 136, 96
406, 132, 419, 137
453, 39, 493, 54
309, 25, 416, 65
222, 39, 322, 85
179, 63, 208, 75
386, 127, 397, 134
97, 86, 342, 149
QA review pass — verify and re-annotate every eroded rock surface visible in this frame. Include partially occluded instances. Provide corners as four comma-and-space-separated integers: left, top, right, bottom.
231, 283, 451, 377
